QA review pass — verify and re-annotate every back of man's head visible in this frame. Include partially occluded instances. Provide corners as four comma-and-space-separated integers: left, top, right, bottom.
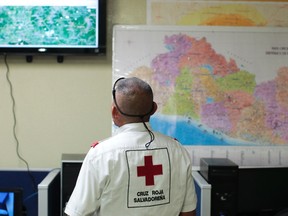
113, 77, 155, 122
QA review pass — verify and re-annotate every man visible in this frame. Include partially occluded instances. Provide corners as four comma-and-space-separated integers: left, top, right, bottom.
65, 77, 197, 216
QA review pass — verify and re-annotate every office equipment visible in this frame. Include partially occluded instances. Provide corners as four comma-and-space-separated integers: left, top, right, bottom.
61, 154, 85, 215
200, 158, 238, 216
0, 187, 23, 216
0, 0, 106, 56
238, 167, 288, 216
0, 169, 48, 216
38, 169, 61, 216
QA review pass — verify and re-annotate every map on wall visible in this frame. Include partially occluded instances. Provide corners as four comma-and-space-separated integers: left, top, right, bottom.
113, 25, 288, 166
147, 0, 288, 27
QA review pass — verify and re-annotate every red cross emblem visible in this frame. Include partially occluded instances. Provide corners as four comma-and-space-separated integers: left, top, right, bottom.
137, 155, 163, 186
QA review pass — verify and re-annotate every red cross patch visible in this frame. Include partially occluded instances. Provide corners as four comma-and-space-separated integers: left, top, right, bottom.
125, 148, 171, 208
137, 155, 163, 186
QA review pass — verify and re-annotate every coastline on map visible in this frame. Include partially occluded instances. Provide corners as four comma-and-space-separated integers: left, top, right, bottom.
151, 113, 262, 146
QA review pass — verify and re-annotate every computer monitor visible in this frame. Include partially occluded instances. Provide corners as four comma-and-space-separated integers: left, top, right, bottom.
238, 167, 288, 216
0, 188, 23, 216
0, 0, 106, 56
38, 169, 61, 216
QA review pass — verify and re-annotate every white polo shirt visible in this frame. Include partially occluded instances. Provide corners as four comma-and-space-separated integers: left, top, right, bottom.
65, 123, 197, 216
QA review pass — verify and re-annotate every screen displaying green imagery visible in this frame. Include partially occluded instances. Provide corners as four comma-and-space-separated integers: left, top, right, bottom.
0, 6, 97, 47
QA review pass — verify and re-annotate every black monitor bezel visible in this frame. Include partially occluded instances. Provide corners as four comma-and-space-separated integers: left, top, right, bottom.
0, 0, 106, 56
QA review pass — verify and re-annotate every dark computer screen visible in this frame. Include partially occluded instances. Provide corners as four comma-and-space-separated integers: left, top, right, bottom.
238, 167, 288, 216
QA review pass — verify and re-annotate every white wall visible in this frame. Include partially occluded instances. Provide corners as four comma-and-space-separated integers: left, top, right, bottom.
0, 0, 146, 168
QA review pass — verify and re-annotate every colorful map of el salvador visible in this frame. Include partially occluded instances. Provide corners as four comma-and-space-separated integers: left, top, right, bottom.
129, 33, 288, 146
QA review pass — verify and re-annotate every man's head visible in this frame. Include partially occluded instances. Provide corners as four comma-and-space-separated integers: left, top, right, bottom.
112, 77, 157, 127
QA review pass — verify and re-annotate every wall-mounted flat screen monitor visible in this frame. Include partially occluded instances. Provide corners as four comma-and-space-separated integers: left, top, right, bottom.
0, 188, 23, 216
0, 0, 106, 56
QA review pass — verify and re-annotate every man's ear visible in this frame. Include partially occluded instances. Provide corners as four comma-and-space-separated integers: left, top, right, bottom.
112, 104, 123, 127
112, 104, 119, 121
112, 105, 119, 119
151, 102, 158, 115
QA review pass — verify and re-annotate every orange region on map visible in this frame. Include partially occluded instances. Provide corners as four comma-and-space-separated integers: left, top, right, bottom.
149, 1, 288, 27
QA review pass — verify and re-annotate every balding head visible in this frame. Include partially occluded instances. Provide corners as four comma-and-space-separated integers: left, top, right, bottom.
112, 77, 157, 126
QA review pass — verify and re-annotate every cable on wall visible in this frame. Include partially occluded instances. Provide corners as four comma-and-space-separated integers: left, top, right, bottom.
4, 54, 37, 192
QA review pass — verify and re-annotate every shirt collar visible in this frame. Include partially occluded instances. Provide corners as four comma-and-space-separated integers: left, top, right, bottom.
114, 122, 151, 135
